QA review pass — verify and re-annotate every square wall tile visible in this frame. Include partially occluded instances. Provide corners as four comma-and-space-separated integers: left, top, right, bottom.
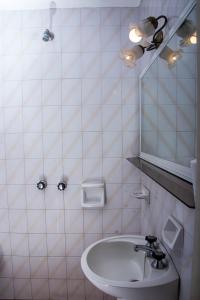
81, 8, 100, 26
42, 106, 62, 133
49, 279, 67, 300
44, 158, 63, 184
82, 53, 101, 78
103, 132, 122, 157
62, 79, 82, 105
103, 158, 122, 183
84, 210, 102, 234
122, 209, 140, 234
48, 256, 67, 279
63, 132, 82, 159
43, 133, 62, 158
44, 185, 64, 209
24, 133, 43, 159
82, 79, 102, 105
27, 210, 46, 233
60, 9, 81, 26
4, 107, 23, 133
22, 54, 42, 80
63, 159, 82, 184
66, 234, 84, 256
5, 133, 24, 159
23, 107, 42, 133
22, 80, 42, 106
14, 278, 32, 300
67, 257, 84, 279
62, 53, 81, 78
103, 209, 122, 234
42, 54, 61, 79
102, 78, 121, 105
101, 26, 120, 52
0, 209, 9, 232
7, 185, 26, 209
61, 27, 81, 52
9, 210, 27, 233
29, 234, 47, 256
83, 132, 102, 158
102, 105, 122, 131
0, 256, 13, 278
64, 185, 82, 209
0, 278, 14, 299
31, 278, 49, 300
3, 81, 22, 107
12, 256, 30, 278
42, 79, 61, 106
46, 210, 65, 233
67, 279, 85, 300
102, 52, 121, 78
65, 210, 83, 234
26, 185, 45, 210
82, 105, 102, 131
0, 233, 11, 255
83, 158, 103, 179
62, 106, 82, 132
122, 105, 139, 131
100, 8, 121, 26
105, 184, 122, 209
30, 256, 48, 278
47, 234, 66, 257
81, 27, 101, 52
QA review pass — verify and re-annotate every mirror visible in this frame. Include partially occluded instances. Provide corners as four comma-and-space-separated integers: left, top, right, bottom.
140, 3, 197, 182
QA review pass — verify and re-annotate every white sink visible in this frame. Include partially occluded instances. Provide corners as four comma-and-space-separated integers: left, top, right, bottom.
81, 235, 179, 300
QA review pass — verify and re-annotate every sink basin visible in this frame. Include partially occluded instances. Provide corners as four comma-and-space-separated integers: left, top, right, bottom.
81, 235, 179, 300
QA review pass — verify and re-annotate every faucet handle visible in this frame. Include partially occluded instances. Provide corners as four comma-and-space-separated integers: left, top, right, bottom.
151, 250, 167, 270
145, 235, 157, 248
152, 250, 165, 261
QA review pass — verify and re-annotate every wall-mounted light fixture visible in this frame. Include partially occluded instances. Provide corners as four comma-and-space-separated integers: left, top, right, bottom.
176, 19, 197, 46
121, 15, 168, 67
159, 46, 183, 68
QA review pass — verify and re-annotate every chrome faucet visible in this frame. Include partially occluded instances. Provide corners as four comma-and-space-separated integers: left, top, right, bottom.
134, 244, 156, 257
135, 236, 168, 269
135, 235, 158, 257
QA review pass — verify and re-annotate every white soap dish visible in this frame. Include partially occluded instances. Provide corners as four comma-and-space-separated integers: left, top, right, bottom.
162, 215, 184, 250
81, 179, 105, 208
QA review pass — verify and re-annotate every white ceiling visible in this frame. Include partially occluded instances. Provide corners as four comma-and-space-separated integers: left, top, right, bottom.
0, 0, 141, 10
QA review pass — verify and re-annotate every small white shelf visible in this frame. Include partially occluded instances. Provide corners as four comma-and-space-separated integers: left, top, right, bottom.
81, 179, 105, 208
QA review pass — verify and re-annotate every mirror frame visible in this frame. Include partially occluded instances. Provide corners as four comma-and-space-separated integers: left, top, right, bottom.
139, 0, 196, 183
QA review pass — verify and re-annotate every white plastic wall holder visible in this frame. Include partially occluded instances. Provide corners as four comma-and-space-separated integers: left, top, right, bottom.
81, 179, 105, 208
162, 215, 184, 250
133, 185, 150, 204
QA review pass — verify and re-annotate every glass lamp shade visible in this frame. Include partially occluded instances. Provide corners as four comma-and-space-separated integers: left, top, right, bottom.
129, 17, 158, 43
159, 46, 183, 68
177, 20, 197, 46
120, 46, 144, 67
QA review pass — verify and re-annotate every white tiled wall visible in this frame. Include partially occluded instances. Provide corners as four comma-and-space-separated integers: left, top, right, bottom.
0, 7, 141, 300
0, 1, 196, 300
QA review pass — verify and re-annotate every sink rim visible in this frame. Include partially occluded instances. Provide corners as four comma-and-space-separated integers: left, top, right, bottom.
81, 234, 179, 289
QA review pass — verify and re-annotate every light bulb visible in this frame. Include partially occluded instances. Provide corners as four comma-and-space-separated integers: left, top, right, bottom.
172, 55, 177, 61
129, 27, 142, 43
190, 32, 197, 44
